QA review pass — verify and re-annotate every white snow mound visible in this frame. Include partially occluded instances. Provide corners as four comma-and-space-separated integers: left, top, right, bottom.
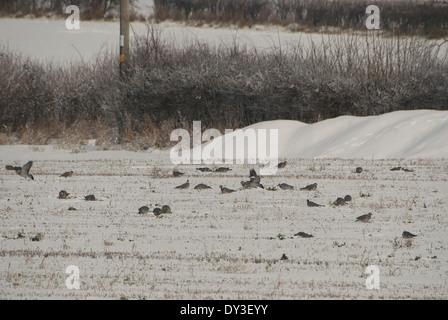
199, 110, 448, 160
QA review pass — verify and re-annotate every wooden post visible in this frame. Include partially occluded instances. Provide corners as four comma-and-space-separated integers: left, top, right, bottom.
118, 0, 130, 143
120, 0, 130, 78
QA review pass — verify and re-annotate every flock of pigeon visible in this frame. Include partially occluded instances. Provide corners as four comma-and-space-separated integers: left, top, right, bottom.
169, 161, 417, 240
5, 160, 418, 240
5, 161, 96, 202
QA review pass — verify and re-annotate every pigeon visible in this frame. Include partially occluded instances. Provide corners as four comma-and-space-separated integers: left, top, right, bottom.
344, 195, 352, 202
334, 197, 346, 206
402, 231, 417, 239
153, 207, 162, 216
294, 232, 314, 238
278, 161, 287, 169
60, 171, 73, 178
215, 167, 232, 172
280, 253, 288, 260
355, 212, 373, 222
175, 180, 190, 189
194, 183, 212, 190
172, 170, 184, 177
58, 190, 70, 199
5, 161, 34, 180
390, 166, 402, 171
307, 199, 324, 207
196, 167, 211, 172
84, 194, 96, 201
355, 167, 363, 173
220, 185, 236, 194
241, 169, 264, 189
300, 183, 317, 191
161, 205, 172, 214
278, 183, 294, 190
247, 168, 264, 188
138, 206, 150, 215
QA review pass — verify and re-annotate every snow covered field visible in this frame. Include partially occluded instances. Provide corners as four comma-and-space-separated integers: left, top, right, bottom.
1, 18, 447, 66
1, 111, 447, 299
0, 17, 302, 64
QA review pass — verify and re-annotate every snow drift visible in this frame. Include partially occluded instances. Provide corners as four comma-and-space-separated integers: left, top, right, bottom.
196, 110, 448, 160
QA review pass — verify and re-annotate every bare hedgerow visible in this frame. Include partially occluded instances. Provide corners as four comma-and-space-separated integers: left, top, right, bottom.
1, 22, 448, 147
0, 0, 122, 20
0, 46, 120, 145
116, 23, 448, 145
152, 0, 448, 38
0, 0, 446, 38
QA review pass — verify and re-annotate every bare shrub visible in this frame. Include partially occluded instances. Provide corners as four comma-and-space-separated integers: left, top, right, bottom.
0, 0, 123, 20
152, 0, 448, 39
1, 23, 447, 147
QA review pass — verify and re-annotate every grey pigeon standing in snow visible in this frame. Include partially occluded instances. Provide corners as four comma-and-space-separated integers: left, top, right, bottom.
161, 205, 172, 214
138, 206, 150, 215
402, 231, 417, 239
172, 170, 184, 177
175, 180, 190, 189
356, 212, 373, 223
84, 194, 96, 201
300, 183, 317, 191
278, 183, 294, 190
153, 207, 162, 216
58, 190, 70, 199
215, 167, 232, 172
194, 183, 212, 190
220, 185, 236, 194
277, 161, 287, 169
294, 232, 314, 238
60, 171, 73, 178
307, 199, 324, 207
5, 161, 34, 180
334, 197, 346, 206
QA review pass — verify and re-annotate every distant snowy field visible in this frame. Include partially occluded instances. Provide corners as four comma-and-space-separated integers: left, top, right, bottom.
1, 17, 447, 65
0, 18, 307, 64
1, 110, 447, 299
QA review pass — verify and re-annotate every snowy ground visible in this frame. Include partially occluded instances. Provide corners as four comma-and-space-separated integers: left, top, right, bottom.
1, 111, 447, 299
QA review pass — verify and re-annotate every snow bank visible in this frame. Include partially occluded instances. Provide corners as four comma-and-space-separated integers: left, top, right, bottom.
200, 110, 448, 160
